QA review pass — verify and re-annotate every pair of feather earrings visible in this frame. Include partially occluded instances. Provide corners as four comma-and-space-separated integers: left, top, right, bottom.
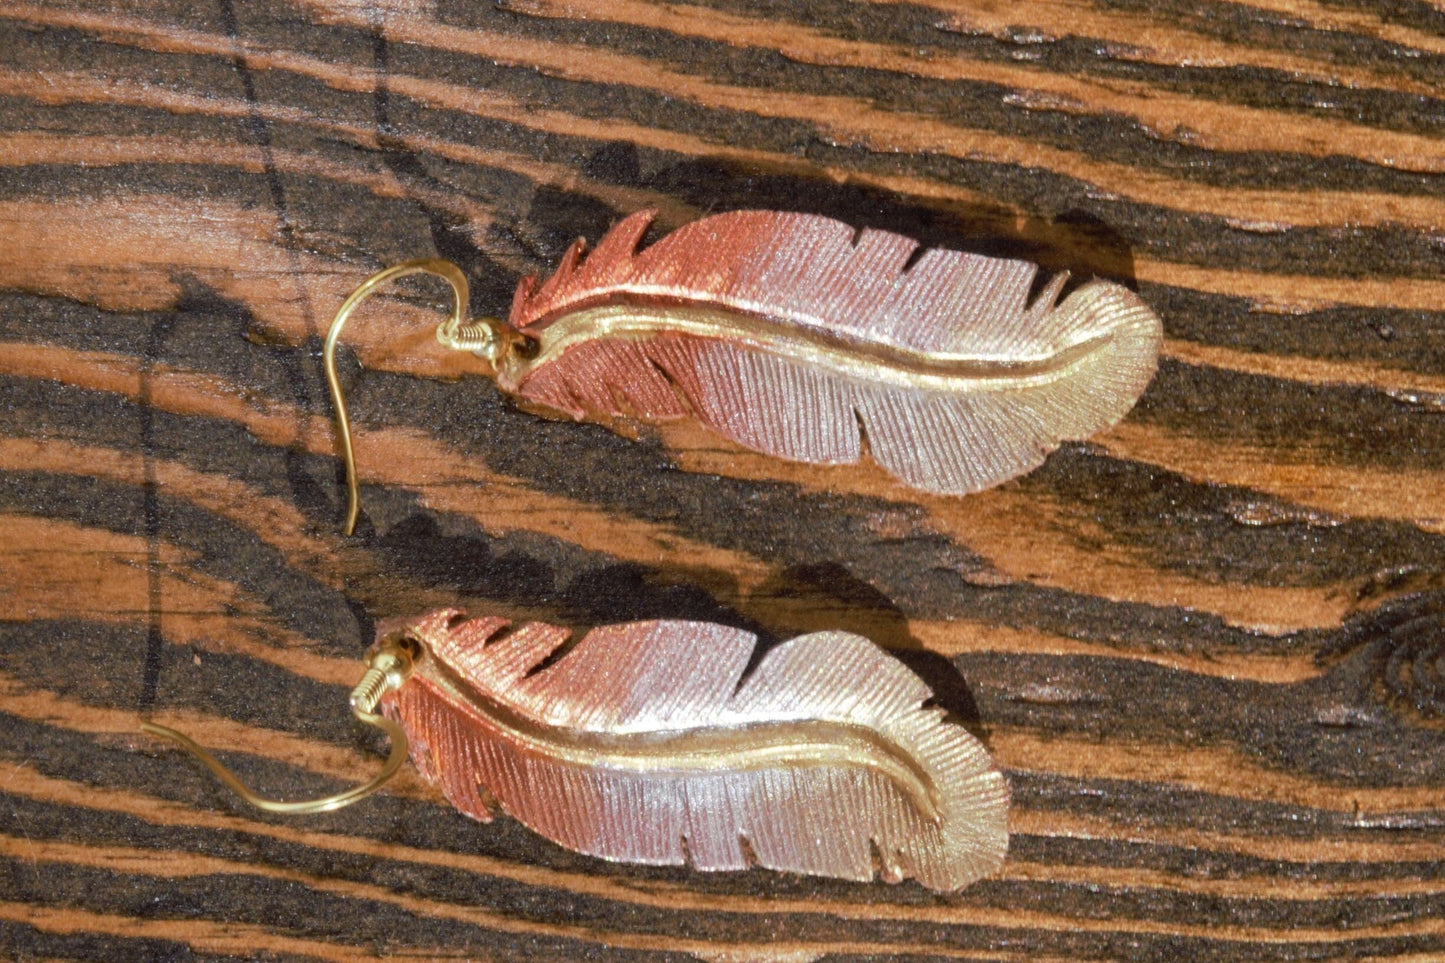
146, 209, 1162, 892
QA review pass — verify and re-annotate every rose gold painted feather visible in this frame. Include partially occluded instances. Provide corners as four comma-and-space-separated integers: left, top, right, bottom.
379, 609, 1009, 891
496, 209, 1162, 494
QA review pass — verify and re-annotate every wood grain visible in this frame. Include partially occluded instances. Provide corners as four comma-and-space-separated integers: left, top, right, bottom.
1, 0, 1443, 959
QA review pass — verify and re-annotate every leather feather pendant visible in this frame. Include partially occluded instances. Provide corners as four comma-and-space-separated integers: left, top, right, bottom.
494, 210, 1162, 494
379, 609, 1009, 891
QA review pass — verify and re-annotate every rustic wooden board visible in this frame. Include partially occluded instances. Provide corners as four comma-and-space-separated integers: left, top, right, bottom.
1, 0, 1443, 959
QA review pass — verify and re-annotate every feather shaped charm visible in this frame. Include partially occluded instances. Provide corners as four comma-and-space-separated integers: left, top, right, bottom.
325, 210, 1163, 532
494, 210, 1162, 494
378, 609, 1010, 891
143, 608, 1008, 889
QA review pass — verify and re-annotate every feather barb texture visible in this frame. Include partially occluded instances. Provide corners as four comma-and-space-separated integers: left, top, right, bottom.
497, 209, 1161, 494
379, 609, 1009, 891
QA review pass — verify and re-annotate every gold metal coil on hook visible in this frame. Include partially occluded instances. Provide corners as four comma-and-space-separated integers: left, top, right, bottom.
140, 639, 416, 815
322, 259, 527, 535
437, 318, 513, 356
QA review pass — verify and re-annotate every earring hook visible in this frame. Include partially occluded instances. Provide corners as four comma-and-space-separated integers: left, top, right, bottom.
141, 639, 415, 815
322, 259, 519, 535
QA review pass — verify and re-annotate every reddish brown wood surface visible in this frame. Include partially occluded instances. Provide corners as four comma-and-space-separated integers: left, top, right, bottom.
1, 0, 1443, 960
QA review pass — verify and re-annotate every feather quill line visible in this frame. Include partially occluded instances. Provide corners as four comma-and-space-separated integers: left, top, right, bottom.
418, 653, 943, 820
501, 299, 1120, 394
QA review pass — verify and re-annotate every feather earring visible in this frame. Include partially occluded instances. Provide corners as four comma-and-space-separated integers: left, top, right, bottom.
326, 209, 1162, 532
145, 609, 1010, 892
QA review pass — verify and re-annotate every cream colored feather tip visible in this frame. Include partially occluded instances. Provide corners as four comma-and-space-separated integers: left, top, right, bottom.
380, 609, 1010, 891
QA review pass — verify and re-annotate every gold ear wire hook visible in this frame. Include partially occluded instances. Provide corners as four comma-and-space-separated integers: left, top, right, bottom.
140, 640, 415, 815
323, 259, 520, 535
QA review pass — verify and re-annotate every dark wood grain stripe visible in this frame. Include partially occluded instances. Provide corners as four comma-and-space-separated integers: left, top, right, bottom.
5, 316, 1439, 668
6, 695, 1444, 961
856, 0, 1445, 98
5, 801, 1445, 963
6, 2, 1445, 243
0, 901, 451, 963
0, 330, 1435, 671
479, 0, 1445, 167
4, 754, 1441, 934
2, 62, 1442, 329
287, 0, 1445, 192
2, 595, 1437, 844
5, 746, 1445, 951
0, 919, 260, 963
0, 427, 1331, 687
0, 333, 1353, 645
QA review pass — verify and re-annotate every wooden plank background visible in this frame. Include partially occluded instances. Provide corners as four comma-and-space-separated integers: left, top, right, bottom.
2, 0, 1443, 959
